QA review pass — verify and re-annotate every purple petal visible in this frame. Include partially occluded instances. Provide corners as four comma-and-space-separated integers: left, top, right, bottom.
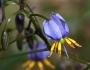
55, 13, 69, 34
27, 48, 36, 60
50, 13, 66, 37
56, 13, 66, 22
43, 20, 62, 40
64, 23, 69, 36
27, 42, 50, 60
35, 43, 50, 60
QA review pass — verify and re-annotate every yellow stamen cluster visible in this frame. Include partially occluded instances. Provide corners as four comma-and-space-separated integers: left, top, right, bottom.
65, 37, 82, 48
49, 37, 82, 57
48, 41, 61, 57
22, 60, 35, 70
22, 59, 55, 70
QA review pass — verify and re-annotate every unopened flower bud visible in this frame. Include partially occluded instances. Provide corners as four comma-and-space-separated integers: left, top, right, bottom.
1, 31, 9, 50
15, 13, 24, 33
25, 27, 33, 49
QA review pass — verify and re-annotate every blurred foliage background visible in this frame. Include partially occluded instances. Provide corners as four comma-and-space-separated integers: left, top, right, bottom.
0, 0, 90, 70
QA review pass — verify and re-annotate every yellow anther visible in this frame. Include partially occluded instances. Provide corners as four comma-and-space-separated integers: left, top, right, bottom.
51, 42, 55, 51
38, 61, 44, 70
68, 38, 82, 47
22, 61, 31, 67
54, 42, 58, 52
65, 38, 75, 48
69, 44, 75, 48
58, 42, 61, 57
26, 61, 35, 70
43, 59, 55, 69
48, 42, 56, 57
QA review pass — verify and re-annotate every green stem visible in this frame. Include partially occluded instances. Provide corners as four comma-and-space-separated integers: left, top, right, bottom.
9, 33, 34, 45
0, 48, 48, 60
27, 19, 31, 28
29, 14, 49, 20
25, 4, 40, 27
62, 51, 88, 64
31, 17, 50, 49
0, 49, 88, 65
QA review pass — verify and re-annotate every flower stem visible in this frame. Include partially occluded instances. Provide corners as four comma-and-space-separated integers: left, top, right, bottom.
30, 17, 50, 49
0, 48, 48, 60
0, 48, 89, 65
9, 33, 34, 45
29, 14, 49, 21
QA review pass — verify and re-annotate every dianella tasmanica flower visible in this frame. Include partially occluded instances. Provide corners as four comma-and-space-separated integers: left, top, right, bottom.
15, 13, 24, 33
22, 42, 55, 70
43, 13, 82, 58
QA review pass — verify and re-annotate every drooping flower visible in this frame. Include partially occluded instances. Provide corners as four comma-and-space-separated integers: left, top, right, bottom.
22, 42, 55, 70
43, 13, 82, 58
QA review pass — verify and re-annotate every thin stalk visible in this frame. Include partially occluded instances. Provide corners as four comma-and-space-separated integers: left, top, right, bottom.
29, 14, 49, 21
0, 49, 89, 65
9, 33, 34, 45
0, 48, 48, 60
31, 17, 50, 49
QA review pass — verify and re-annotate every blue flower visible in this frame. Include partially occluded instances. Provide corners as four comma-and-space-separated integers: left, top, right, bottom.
27, 42, 50, 61
43, 13, 82, 58
22, 42, 55, 70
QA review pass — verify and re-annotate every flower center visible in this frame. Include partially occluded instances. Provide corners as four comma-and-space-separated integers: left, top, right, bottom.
60, 38, 65, 44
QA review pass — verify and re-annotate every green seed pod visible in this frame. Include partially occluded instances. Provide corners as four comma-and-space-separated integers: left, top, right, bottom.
1, 31, 9, 50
